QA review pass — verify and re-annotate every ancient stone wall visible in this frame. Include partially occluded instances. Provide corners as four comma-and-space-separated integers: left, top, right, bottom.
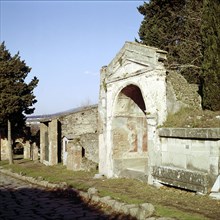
39, 106, 98, 170
40, 120, 60, 166
153, 128, 220, 193
166, 71, 202, 114
0, 135, 34, 161
0, 138, 8, 160
59, 106, 98, 137
59, 105, 98, 164
40, 121, 49, 164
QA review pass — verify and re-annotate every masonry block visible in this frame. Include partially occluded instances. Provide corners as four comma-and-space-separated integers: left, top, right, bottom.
152, 166, 209, 193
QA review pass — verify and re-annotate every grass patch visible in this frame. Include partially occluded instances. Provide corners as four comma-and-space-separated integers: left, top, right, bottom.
99, 189, 144, 204
163, 107, 220, 128
155, 205, 208, 220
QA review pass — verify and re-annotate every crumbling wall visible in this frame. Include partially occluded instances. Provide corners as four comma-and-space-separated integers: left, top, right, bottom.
60, 106, 98, 137
59, 106, 98, 167
166, 71, 202, 114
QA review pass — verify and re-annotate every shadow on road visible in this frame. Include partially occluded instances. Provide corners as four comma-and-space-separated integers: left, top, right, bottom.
0, 186, 136, 220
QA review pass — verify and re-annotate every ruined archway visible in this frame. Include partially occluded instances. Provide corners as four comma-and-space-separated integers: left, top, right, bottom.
111, 84, 148, 180
98, 42, 167, 180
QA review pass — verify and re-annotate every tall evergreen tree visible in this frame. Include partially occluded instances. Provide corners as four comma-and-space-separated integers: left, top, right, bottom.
0, 42, 39, 163
138, 0, 203, 83
138, 0, 220, 111
201, 0, 220, 110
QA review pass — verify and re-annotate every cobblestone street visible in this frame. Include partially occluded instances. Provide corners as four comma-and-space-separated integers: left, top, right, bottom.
0, 173, 119, 220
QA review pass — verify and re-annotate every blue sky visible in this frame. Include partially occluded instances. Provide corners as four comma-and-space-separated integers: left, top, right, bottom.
1, 0, 144, 115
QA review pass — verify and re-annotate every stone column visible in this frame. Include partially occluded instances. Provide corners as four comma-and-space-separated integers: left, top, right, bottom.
0, 138, 8, 160
23, 141, 31, 159
32, 142, 39, 161
146, 113, 160, 185
98, 66, 108, 176
66, 139, 82, 171
40, 122, 48, 163
49, 119, 58, 166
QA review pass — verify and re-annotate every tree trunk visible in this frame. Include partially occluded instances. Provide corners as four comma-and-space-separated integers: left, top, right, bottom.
7, 119, 13, 164
0, 131, 1, 161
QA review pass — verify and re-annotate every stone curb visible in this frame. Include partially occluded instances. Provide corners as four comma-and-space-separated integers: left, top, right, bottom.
0, 167, 173, 220
82, 187, 155, 219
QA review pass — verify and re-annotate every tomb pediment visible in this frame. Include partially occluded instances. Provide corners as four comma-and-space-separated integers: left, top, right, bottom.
105, 42, 167, 83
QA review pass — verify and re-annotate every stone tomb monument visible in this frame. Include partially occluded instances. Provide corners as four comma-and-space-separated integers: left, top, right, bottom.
98, 42, 167, 183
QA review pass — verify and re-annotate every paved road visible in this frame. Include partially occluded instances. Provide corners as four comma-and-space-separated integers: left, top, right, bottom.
0, 172, 122, 220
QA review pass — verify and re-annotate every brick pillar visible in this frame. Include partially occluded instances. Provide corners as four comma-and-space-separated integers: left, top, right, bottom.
66, 139, 82, 171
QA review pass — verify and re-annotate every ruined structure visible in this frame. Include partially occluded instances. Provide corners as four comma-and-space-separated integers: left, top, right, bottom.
0, 137, 38, 161
40, 106, 98, 171
98, 42, 167, 182
98, 42, 220, 193
156, 128, 220, 193
37, 41, 219, 194
0, 124, 39, 162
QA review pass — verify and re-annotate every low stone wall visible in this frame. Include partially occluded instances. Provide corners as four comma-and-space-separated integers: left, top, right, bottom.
80, 133, 99, 164
154, 128, 220, 193
152, 166, 209, 193
159, 128, 220, 139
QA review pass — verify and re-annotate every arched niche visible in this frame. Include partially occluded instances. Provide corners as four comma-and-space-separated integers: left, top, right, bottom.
111, 84, 148, 179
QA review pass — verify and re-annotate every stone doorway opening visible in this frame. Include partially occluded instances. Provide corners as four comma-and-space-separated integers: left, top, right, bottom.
112, 84, 148, 181
13, 141, 24, 160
